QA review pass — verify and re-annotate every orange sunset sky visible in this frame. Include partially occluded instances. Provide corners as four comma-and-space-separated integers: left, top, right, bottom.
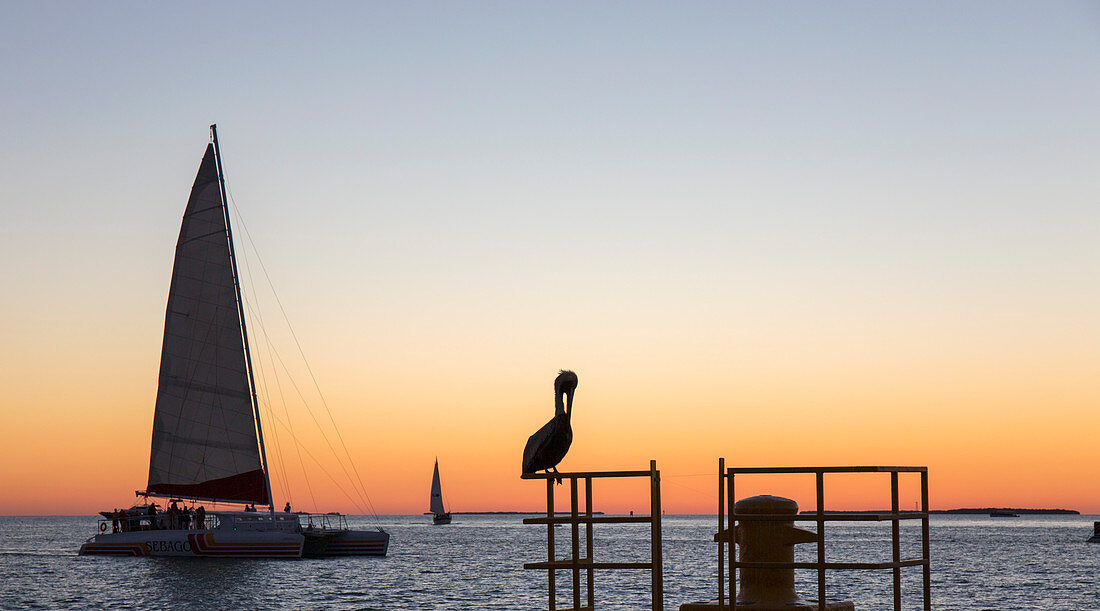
2, 3, 1098, 515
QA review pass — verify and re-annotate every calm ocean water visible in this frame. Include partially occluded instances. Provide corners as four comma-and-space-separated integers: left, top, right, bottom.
1, 514, 1097, 609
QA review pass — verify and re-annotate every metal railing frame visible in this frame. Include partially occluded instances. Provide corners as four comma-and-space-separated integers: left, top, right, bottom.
522, 460, 664, 611
716, 461, 931, 611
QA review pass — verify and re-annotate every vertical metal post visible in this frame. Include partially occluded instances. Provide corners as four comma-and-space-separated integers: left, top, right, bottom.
891, 472, 902, 610
728, 468, 737, 611
816, 471, 825, 611
717, 457, 725, 608
571, 477, 581, 611
921, 470, 931, 611
547, 477, 556, 611
650, 459, 664, 611
586, 476, 594, 610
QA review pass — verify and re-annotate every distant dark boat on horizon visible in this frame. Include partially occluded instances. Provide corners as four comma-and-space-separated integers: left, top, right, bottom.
989, 510, 1020, 518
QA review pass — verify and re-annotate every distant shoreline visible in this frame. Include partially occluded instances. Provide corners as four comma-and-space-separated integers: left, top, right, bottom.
931, 508, 1079, 515
421, 511, 606, 516
797, 508, 1080, 515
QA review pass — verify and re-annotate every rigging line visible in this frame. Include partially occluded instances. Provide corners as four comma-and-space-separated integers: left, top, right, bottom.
224, 188, 379, 518
663, 478, 710, 497
259, 334, 377, 517
231, 209, 316, 513
238, 261, 293, 508
265, 410, 371, 515
226, 204, 360, 517
261, 373, 294, 507
223, 182, 375, 501
234, 223, 291, 506
242, 295, 317, 512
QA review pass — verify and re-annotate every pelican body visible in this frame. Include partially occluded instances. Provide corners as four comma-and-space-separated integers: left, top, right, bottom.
522, 370, 578, 479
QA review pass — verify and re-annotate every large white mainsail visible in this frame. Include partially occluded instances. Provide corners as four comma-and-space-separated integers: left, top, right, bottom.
430, 459, 446, 517
145, 143, 268, 505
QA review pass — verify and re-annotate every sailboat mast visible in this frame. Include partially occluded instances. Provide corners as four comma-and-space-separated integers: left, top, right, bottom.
210, 124, 276, 515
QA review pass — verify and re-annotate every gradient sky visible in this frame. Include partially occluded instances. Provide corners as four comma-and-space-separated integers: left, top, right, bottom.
1, 1, 1098, 516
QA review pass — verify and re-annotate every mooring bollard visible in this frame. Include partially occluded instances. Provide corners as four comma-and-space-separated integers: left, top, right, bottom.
681, 494, 854, 610
735, 495, 819, 605
734, 495, 855, 610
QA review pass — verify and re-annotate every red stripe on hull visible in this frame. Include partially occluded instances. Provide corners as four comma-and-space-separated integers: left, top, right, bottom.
188, 533, 302, 558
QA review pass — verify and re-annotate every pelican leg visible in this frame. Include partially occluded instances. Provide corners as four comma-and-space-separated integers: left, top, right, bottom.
550, 467, 563, 486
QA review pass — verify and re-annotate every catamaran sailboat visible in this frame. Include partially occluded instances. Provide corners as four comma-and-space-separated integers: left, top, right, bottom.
430, 459, 452, 524
79, 126, 388, 558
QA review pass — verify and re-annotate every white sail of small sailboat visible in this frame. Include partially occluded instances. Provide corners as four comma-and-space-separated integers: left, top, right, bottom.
430, 459, 452, 524
79, 126, 389, 558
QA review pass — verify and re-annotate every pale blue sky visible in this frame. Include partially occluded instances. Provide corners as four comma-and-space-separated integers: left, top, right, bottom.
2, 0, 1098, 394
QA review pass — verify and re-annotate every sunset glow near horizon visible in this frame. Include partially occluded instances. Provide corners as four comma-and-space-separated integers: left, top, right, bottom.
2, 2, 1098, 516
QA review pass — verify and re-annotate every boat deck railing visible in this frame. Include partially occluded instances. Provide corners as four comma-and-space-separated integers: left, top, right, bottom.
522, 460, 664, 611
93, 515, 214, 533
715, 461, 931, 611
94, 510, 340, 535
299, 512, 349, 531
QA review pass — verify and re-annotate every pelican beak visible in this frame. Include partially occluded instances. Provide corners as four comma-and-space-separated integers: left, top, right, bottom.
565, 388, 575, 415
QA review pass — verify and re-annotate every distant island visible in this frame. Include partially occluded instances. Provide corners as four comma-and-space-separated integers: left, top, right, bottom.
931, 508, 1079, 515
798, 508, 1079, 515
421, 511, 605, 516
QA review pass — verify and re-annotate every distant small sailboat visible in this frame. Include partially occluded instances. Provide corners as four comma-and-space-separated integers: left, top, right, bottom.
430, 459, 452, 525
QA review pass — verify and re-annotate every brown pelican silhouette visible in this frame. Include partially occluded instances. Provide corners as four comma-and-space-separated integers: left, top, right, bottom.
522, 370, 578, 483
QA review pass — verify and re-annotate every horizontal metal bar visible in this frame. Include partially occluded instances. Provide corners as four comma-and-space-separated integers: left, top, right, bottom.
731, 559, 928, 570
523, 515, 653, 525
725, 466, 926, 474
718, 511, 927, 523
521, 470, 653, 479
524, 560, 654, 570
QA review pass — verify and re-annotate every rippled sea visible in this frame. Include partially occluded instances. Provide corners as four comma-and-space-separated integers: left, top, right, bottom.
1, 514, 1097, 609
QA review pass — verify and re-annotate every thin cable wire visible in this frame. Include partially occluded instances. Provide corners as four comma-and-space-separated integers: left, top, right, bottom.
235, 215, 379, 517
225, 184, 379, 520
251, 331, 374, 515
235, 242, 293, 507
240, 294, 296, 509
266, 410, 374, 514
248, 299, 323, 513
234, 206, 319, 513
235, 212, 292, 508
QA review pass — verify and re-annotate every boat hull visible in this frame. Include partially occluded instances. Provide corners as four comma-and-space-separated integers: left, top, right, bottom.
433, 513, 452, 525
79, 530, 304, 558
307, 529, 390, 556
